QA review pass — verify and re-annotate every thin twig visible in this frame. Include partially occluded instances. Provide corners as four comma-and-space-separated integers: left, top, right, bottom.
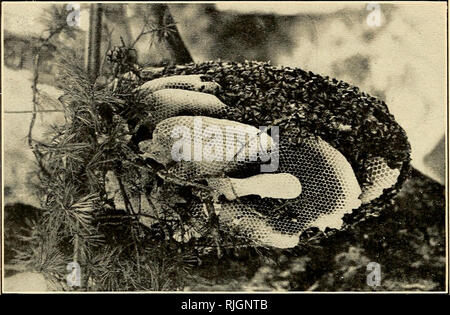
131, 14, 153, 48
5, 110, 64, 114
204, 201, 222, 258
28, 22, 67, 150
4, 264, 29, 272
28, 54, 41, 149
156, 171, 215, 192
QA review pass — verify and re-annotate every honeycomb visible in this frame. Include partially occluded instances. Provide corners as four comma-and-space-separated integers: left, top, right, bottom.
359, 157, 400, 204
146, 115, 275, 180
135, 71, 407, 248
190, 136, 362, 248
136, 74, 221, 94
142, 89, 228, 126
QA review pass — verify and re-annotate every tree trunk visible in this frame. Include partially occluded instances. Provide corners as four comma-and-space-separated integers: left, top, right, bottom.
85, 4, 103, 82
152, 4, 193, 65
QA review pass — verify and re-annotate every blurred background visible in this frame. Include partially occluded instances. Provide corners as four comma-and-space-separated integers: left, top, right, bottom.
3, 2, 446, 205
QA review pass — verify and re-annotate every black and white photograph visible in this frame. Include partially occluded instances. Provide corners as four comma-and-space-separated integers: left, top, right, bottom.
1, 1, 448, 296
